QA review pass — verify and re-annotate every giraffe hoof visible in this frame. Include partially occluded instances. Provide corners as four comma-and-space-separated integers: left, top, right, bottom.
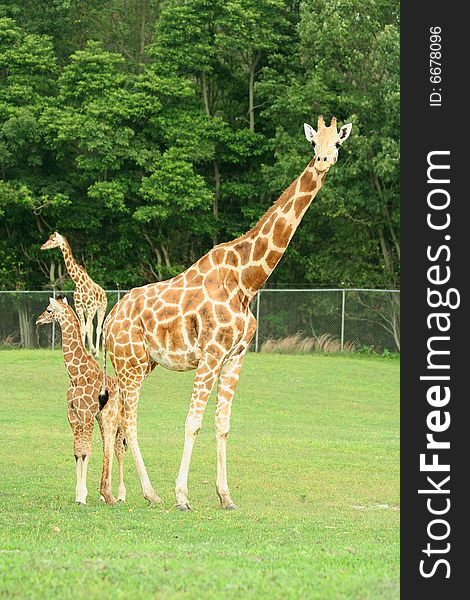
176, 503, 191, 512
100, 495, 117, 505
117, 498, 126, 503
145, 492, 163, 505
76, 501, 86, 506
99, 495, 105, 502
224, 503, 239, 511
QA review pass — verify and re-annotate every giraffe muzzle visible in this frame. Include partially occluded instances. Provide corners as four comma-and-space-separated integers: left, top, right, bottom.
314, 156, 332, 173
41, 241, 55, 250
36, 315, 51, 325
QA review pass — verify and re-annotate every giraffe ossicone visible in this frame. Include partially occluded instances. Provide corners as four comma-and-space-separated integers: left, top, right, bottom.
41, 231, 107, 358
36, 296, 126, 505
101, 116, 353, 511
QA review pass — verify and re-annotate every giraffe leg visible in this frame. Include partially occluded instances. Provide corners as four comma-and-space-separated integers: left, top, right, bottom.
75, 452, 83, 503
175, 351, 223, 511
215, 351, 246, 509
96, 412, 116, 504
94, 305, 106, 358
96, 411, 117, 504
120, 377, 162, 504
79, 455, 91, 505
69, 405, 84, 504
115, 429, 126, 502
76, 305, 86, 348
95, 413, 106, 502
99, 420, 118, 504
85, 310, 96, 356
76, 419, 94, 505
125, 415, 161, 504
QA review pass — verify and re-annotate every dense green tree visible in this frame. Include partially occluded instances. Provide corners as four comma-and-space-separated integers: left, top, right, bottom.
0, 0, 400, 293
0, 17, 60, 288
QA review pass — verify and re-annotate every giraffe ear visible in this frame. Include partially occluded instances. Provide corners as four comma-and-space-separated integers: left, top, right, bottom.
303, 123, 317, 143
49, 297, 65, 313
338, 123, 353, 144
63, 297, 68, 305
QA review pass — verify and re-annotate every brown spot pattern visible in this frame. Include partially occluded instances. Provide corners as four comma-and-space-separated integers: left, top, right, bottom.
266, 250, 283, 269
272, 218, 293, 248
299, 171, 315, 192
253, 238, 268, 261
294, 195, 312, 218
241, 265, 267, 292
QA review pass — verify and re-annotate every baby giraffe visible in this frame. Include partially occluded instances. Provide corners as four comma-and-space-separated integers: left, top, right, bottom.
36, 297, 126, 505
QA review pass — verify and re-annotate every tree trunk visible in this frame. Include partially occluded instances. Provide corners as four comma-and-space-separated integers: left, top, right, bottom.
201, 71, 220, 245
49, 261, 56, 287
140, 0, 148, 62
391, 294, 401, 352
189, 240, 196, 263
248, 64, 255, 132
384, 203, 400, 262
248, 53, 260, 132
202, 71, 211, 116
377, 226, 396, 287
213, 160, 221, 245
161, 244, 171, 269
142, 228, 163, 280
58, 262, 64, 286
18, 300, 35, 348
373, 173, 400, 269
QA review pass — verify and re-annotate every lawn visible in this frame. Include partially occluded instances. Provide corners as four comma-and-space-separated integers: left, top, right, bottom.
0, 350, 399, 599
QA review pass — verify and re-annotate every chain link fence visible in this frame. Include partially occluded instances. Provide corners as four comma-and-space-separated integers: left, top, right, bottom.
0, 288, 400, 353
0, 290, 124, 351
252, 289, 400, 353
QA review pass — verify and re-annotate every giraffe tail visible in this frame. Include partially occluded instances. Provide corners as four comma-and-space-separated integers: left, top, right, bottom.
98, 324, 109, 410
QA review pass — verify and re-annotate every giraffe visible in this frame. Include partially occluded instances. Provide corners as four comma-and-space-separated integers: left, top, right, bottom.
36, 296, 126, 505
100, 116, 353, 510
41, 232, 107, 357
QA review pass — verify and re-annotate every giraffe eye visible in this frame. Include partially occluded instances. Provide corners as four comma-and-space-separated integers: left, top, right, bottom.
335, 142, 341, 148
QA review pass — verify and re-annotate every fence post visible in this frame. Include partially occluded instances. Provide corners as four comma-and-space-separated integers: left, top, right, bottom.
255, 290, 261, 352
51, 288, 56, 351
117, 283, 121, 302
340, 289, 346, 352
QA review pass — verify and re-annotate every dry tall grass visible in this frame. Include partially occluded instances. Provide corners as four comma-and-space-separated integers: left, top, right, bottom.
260, 333, 358, 354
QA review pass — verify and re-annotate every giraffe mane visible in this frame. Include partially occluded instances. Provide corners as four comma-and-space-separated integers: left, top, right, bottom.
242, 178, 299, 240
60, 303, 99, 366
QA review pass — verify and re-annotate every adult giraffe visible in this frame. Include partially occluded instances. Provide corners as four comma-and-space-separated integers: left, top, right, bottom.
41, 232, 107, 357
100, 116, 352, 510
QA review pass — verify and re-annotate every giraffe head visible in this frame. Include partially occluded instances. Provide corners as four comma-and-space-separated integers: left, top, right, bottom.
304, 115, 352, 173
36, 296, 69, 325
41, 231, 64, 251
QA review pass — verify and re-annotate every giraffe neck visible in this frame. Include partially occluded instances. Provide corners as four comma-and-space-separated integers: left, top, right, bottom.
234, 158, 326, 296
60, 238, 83, 284
58, 313, 96, 380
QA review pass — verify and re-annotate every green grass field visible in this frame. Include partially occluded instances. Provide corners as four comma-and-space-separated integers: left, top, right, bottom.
0, 350, 399, 599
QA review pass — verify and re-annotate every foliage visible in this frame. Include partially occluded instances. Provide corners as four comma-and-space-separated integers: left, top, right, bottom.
0, 1, 399, 290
